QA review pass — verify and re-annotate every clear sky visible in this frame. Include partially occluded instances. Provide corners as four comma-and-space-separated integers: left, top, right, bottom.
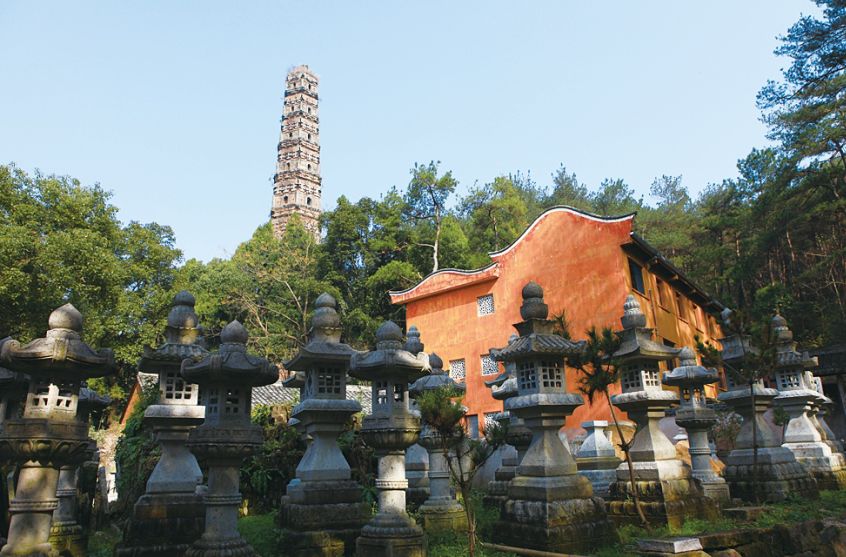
0, 1, 815, 262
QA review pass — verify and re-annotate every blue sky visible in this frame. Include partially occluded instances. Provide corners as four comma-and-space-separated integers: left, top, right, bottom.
0, 1, 814, 262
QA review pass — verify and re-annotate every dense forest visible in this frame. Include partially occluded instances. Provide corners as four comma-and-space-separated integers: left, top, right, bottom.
1, 0, 845, 407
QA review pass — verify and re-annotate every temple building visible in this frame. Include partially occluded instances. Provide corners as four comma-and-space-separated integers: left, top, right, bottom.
389, 206, 726, 434
271, 65, 321, 239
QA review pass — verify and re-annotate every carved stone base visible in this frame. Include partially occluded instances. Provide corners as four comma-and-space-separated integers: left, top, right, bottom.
699, 480, 731, 505
48, 521, 85, 557
607, 461, 718, 529
419, 502, 465, 532
185, 535, 256, 557
809, 467, 846, 491
115, 492, 205, 556
495, 496, 615, 554
355, 513, 426, 557
279, 530, 345, 557
279, 499, 371, 556
723, 447, 819, 503
579, 468, 617, 499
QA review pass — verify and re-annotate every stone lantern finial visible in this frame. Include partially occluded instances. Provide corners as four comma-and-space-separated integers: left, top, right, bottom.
165, 290, 200, 345
404, 325, 424, 354
520, 281, 548, 320
310, 292, 342, 342
48, 303, 84, 334
621, 294, 647, 329
678, 346, 696, 367
375, 320, 403, 350
772, 313, 793, 343
428, 352, 444, 373
220, 319, 249, 346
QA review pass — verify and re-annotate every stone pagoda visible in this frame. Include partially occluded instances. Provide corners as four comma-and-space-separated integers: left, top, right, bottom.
278, 293, 370, 556
181, 321, 278, 557
117, 291, 208, 556
0, 304, 114, 557
771, 314, 846, 490
662, 347, 730, 503
271, 65, 321, 240
349, 321, 430, 557
404, 327, 430, 508
717, 310, 818, 502
410, 350, 466, 532
575, 421, 620, 499
607, 295, 714, 528
492, 282, 614, 554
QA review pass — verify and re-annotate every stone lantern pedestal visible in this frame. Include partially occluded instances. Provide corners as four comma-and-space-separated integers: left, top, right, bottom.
182, 321, 278, 557
278, 294, 370, 556
493, 283, 614, 554
662, 348, 730, 504
117, 291, 208, 557
607, 296, 714, 528
0, 304, 114, 557
350, 321, 429, 557
576, 421, 620, 499
771, 315, 846, 491
410, 351, 466, 533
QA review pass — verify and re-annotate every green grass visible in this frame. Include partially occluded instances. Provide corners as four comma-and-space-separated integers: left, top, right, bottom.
87, 527, 122, 557
238, 512, 279, 556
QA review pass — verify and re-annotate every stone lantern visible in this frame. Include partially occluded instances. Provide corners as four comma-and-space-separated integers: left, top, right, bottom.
717, 311, 818, 502
771, 314, 846, 490
806, 372, 844, 453
410, 350, 466, 532
49, 387, 110, 557
117, 291, 208, 557
482, 335, 524, 508
575, 421, 620, 498
0, 304, 115, 557
278, 293, 370, 556
404, 327, 430, 508
662, 347, 730, 503
607, 295, 713, 528
492, 282, 614, 554
349, 321, 429, 557
181, 321, 278, 557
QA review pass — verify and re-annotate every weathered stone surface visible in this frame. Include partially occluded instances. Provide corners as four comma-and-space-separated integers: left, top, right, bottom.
492, 283, 615, 554
349, 321, 429, 557
637, 536, 702, 553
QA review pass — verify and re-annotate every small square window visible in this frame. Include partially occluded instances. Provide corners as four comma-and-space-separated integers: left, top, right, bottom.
480, 354, 498, 376
449, 359, 466, 382
477, 294, 495, 316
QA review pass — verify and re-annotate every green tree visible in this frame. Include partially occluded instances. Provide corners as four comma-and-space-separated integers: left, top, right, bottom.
546, 164, 592, 211
403, 162, 458, 273
459, 176, 530, 259
0, 164, 181, 406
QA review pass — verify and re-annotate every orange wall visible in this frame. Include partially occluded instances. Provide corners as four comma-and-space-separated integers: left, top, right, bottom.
401, 209, 724, 435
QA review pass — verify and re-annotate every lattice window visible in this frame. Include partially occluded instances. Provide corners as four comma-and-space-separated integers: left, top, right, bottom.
644, 363, 660, 388
32, 382, 51, 408
163, 370, 193, 401
375, 381, 389, 407
621, 364, 643, 392
518, 361, 537, 391
480, 354, 498, 376
539, 360, 564, 389
449, 359, 466, 382
477, 294, 495, 316
393, 383, 405, 403
777, 371, 803, 391
224, 389, 241, 415
206, 389, 220, 415
484, 412, 499, 431
316, 367, 342, 395
56, 387, 74, 409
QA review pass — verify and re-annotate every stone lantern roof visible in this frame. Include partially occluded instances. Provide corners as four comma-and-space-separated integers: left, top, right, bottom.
409, 352, 465, 396
662, 347, 719, 389
1, 304, 115, 381
285, 293, 358, 371
138, 291, 207, 370
613, 295, 680, 361
772, 314, 818, 371
493, 282, 584, 362
181, 321, 278, 386
349, 321, 430, 383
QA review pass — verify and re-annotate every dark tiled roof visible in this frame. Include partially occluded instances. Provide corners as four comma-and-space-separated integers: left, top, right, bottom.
251, 381, 372, 414
494, 334, 583, 361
